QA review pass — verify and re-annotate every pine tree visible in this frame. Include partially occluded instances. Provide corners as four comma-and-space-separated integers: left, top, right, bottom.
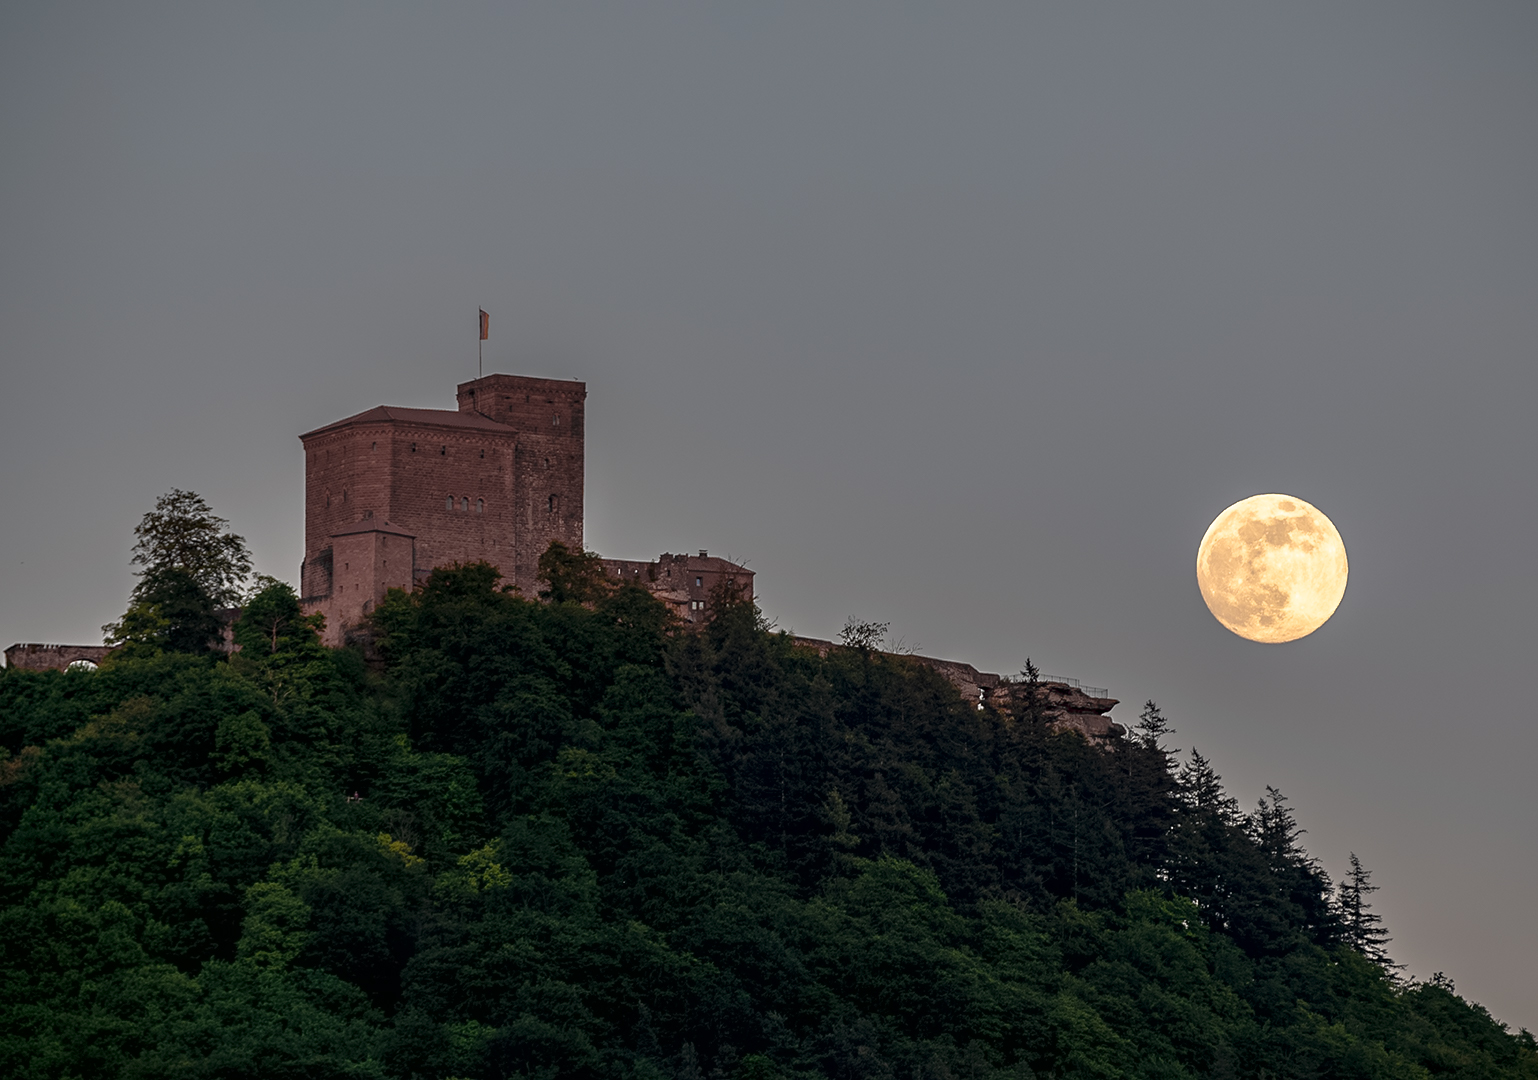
1248, 786, 1337, 942
1177, 748, 1241, 823
1338, 851, 1396, 969
1134, 700, 1180, 766
1249, 786, 1305, 865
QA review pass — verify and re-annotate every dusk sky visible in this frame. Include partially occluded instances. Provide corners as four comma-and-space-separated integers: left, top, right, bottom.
2, 2, 1534, 1028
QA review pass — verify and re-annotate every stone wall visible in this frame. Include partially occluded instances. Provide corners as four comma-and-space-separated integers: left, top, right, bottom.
299, 373, 587, 645
4, 643, 116, 671
458, 373, 585, 591
600, 552, 753, 625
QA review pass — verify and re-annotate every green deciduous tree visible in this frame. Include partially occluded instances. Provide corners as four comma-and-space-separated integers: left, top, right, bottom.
128, 488, 253, 605
536, 540, 613, 604
103, 565, 225, 655
234, 577, 324, 657
103, 490, 253, 654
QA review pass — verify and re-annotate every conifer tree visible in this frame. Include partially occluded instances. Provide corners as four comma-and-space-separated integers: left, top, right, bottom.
1338, 851, 1396, 969
1249, 786, 1306, 865
1176, 748, 1241, 823
1134, 700, 1178, 756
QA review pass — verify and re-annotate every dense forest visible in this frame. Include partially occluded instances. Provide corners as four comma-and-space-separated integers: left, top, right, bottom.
1, 494, 1533, 1079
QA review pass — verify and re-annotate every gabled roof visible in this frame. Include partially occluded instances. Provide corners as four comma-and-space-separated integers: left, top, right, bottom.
300, 405, 514, 439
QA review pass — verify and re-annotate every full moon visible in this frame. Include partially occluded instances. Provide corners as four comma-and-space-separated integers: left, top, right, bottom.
1196, 494, 1348, 643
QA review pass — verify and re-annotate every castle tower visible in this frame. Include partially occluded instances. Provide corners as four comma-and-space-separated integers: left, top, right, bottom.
299, 373, 586, 645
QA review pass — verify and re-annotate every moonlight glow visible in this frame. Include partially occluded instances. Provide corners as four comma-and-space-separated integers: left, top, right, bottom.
1196, 494, 1348, 643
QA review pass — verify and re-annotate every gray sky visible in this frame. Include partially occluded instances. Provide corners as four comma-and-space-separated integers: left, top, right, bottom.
3, 1, 1534, 1029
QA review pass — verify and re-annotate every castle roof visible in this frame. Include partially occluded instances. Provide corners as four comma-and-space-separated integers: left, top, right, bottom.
300, 405, 514, 439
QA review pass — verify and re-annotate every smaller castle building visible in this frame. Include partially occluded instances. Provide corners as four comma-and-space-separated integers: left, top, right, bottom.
600, 551, 754, 625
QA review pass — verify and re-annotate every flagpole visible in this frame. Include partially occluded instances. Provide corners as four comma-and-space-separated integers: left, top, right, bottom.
477, 308, 489, 379
478, 310, 482, 379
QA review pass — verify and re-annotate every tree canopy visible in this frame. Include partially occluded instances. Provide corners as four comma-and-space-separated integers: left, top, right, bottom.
2, 556, 1533, 1079
129, 488, 253, 606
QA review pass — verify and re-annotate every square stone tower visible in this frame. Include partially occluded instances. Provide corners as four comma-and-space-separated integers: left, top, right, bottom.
299, 373, 585, 645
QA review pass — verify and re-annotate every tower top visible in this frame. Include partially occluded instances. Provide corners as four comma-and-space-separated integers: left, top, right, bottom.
458, 372, 585, 410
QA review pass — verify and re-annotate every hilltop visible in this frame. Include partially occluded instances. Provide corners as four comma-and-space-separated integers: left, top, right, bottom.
1, 563, 1534, 1079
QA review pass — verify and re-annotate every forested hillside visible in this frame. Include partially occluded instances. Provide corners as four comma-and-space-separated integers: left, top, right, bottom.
2, 553, 1533, 1078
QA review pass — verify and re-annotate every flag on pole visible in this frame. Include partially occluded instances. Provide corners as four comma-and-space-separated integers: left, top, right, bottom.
479, 309, 490, 340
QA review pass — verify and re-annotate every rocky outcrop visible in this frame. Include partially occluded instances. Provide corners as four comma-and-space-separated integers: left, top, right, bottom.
790, 636, 1122, 742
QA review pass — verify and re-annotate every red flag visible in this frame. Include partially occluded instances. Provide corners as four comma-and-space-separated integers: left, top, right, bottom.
479, 309, 489, 340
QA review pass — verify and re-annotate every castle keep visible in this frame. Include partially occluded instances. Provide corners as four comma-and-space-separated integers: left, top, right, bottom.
298, 372, 752, 646
299, 373, 588, 644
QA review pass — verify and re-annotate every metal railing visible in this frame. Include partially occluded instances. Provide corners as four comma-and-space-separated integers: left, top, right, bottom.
1002, 673, 1110, 698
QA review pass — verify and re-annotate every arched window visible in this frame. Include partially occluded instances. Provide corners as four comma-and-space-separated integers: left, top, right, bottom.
548, 494, 559, 513
446, 496, 454, 510
552, 414, 560, 427
476, 499, 484, 514
461, 496, 469, 511
440, 446, 446, 455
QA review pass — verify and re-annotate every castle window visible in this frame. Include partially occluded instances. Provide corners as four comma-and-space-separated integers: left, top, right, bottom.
411, 443, 417, 452
440, 446, 446, 455
476, 499, 484, 513
695, 577, 703, 587
480, 450, 485, 459
343, 490, 348, 502
446, 496, 454, 510
548, 494, 558, 513
552, 414, 560, 427
461, 496, 469, 511
371, 441, 376, 451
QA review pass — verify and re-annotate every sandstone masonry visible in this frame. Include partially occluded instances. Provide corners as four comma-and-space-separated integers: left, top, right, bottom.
299, 373, 587, 645
600, 551, 754, 626
3, 643, 115, 672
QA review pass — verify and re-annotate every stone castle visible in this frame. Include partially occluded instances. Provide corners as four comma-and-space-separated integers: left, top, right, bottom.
299, 372, 751, 646
6, 370, 1119, 738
